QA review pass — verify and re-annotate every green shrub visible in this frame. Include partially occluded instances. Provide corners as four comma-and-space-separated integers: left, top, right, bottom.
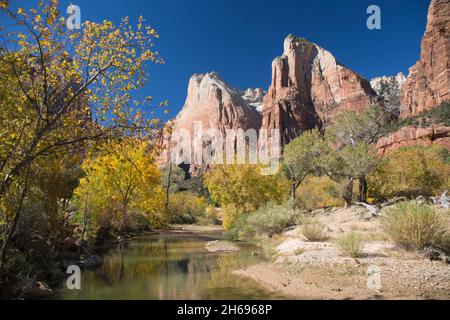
382, 201, 449, 250
301, 220, 329, 241
336, 232, 365, 258
261, 241, 278, 261
296, 176, 344, 210
226, 201, 302, 240
5, 252, 32, 276
384, 102, 450, 134
167, 191, 206, 224
224, 211, 250, 240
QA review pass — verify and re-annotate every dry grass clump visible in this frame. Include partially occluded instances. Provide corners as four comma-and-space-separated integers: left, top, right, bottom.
336, 232, 365, 258
382, 201, 449, 251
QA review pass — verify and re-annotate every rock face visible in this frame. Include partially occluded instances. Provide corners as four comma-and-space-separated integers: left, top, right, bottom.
371, 73, 406, 95
262, 34, 379, 146
370, 72, 406, 116
173, 72, 262, 134
241, 88, 265, 113
401, 0, 450, 118
158, 72, 263, 171
377, 125, 450, 155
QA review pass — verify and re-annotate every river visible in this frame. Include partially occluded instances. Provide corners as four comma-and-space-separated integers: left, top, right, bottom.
53, 228, 285, 299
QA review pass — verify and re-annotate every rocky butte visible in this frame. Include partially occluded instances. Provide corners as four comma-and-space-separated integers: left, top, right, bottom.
261, 34, 379, 146
172, 72, 262, 135
370, 72, 406, 116
158, 72, 264, 170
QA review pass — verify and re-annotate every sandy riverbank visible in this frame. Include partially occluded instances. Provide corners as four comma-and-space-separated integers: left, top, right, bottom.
234, 206, 450, 300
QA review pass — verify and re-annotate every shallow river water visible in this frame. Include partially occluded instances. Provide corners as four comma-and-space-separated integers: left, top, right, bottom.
54, 229, 286, 300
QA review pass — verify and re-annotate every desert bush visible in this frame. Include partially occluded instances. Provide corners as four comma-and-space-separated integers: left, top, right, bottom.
226, 201, 302, 240
336, 232, 365, 258
296, 176, 344, 210
246, 201, 302, 237
167, 192, 206, 224
301, 220, 329, 241
382, 201, 449, 250
369, 145, 450, 200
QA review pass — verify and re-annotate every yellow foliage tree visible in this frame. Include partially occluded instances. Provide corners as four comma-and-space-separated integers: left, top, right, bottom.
74, 140, 164, 238
369, 145, 450, 200
0, 1, 163, 275
204, 163, 288, 229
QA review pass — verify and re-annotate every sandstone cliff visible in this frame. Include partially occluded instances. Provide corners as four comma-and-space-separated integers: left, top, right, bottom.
401, 0, 450, 118
159, 72, 263, 169
377, 125, 450, 155
173, 72, 262, 134
261, 34, 379, 146
378, 0, 450, 153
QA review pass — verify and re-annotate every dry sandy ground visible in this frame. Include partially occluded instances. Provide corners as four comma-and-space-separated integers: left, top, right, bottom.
234, 206, 450, 300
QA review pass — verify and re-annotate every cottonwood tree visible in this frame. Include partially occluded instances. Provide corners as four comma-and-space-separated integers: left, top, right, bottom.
321, 141, 379, 206
0, 1, 164, 276
204, 163, 288, 229
74, 140, 164, 237
322, 107, 383, 204
160, 163, 186, 212
283, 129, 324, 207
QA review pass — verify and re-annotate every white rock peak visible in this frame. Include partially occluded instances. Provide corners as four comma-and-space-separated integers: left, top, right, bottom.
370, 72, 406, 95
173, 72, 263, 133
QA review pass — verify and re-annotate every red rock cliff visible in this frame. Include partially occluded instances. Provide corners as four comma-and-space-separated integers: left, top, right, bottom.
401, 0, 450, 118
261, 35, 378, 146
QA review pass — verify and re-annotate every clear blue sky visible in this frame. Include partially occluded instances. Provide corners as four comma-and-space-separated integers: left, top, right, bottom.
12, 0, 432, 120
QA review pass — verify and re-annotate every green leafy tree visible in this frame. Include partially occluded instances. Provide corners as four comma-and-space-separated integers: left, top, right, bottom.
283, 129, 324, 206
323, 107, 383, 204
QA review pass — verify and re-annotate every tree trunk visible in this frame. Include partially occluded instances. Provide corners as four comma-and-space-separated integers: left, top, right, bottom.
358, 176, 368, 203
165, 162, 172, 213
119, 203, 129, 236
291, 182, 296, 209
342, 178, 354, 208
0, 166, 30, 278
78, 197, 88, 252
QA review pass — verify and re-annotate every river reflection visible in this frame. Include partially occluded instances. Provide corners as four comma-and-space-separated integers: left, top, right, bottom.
54, 230, 286, 300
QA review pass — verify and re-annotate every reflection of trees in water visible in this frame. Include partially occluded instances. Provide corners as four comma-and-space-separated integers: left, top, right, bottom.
154, 241, 218, 299
98, 240, 167, 285
62, 236, 280, 299
205, 254, 281, 299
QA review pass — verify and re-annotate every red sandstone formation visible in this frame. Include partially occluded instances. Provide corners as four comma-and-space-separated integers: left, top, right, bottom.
173, 72, 262, 135
377, 125, 450, 155
401, 0, 450, 118
261, 34, 378, 146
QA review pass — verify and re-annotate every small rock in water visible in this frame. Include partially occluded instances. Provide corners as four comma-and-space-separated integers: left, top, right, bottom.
205, 240, 240, 253
82, 255, 104, 268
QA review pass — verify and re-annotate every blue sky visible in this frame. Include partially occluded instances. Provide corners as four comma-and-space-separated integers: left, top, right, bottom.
8, 0, 431, 120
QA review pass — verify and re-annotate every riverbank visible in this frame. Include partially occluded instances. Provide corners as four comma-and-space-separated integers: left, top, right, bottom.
234, 206, 450, 300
